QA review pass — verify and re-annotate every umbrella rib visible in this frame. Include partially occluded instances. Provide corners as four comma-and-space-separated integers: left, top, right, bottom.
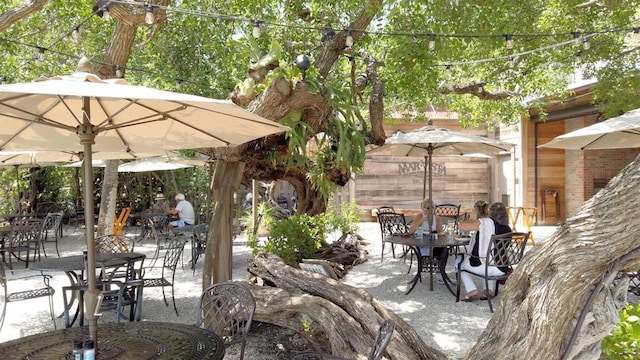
0, 99, 78, 132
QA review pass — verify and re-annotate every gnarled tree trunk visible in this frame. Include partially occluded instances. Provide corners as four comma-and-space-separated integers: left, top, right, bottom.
247, 252, 446, 360
203, 160, 245, 287
468, 154, 640, 359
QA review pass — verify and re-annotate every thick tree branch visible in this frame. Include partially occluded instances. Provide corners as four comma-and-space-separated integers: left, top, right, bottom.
440, 80, 517, 100
0, 0, 48, 32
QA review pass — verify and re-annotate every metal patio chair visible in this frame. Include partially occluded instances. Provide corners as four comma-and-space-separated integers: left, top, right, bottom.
141, 238, 186, 316
196, 281, 256, 360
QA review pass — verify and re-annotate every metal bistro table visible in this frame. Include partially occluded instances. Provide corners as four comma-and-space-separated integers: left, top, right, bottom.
30, 252, 146, 327
0, 321, 225, 360
385, 234, 470, 295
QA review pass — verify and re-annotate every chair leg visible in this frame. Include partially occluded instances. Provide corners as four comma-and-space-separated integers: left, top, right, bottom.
171, 285, 178, 316
0, 296, 6, 331
485, 277, 494, 313
48, 293, 57, 330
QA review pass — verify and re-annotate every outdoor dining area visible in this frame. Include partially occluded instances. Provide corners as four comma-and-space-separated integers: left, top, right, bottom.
0, 214, 268, 359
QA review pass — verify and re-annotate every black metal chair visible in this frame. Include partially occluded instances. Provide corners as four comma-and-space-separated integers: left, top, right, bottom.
141, 238, 186, 316
0, 253, 56, 331
40, 212, 63, 257
191, 224, 208, 275
435, 204, 462, 255
456, 232, 529, 312
62, 253, 145, 327
377, 211, 408, 262
6, 217, 43, 269
95, 234, 134, 254
292, 320, 395, 360
196, 281, 256, 360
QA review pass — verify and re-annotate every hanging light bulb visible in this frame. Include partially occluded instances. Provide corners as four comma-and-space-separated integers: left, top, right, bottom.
572, 31, 581, 45
145, 4, 155, 25
444, 64, 452, 77
0, 76, 5, 85
175, 79, 184, 90
582, 37, 590, 50
505, 34, 513, 49
35, 47, 45, 65
507, 56, 515, 69
428, 34, 436, 51
345, 30, 354, 48
115, 65, 123, 78
72, 26, 80, 41
295, 54, 311, 80
252, 20, 261, 38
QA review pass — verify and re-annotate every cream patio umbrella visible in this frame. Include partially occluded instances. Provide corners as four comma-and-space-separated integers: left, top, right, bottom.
0, 67, 289, 341
538, 108, 640, 150
368, 125, 514, 230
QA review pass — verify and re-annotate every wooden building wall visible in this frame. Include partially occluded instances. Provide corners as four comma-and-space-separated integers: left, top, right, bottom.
354, 119, 494, 221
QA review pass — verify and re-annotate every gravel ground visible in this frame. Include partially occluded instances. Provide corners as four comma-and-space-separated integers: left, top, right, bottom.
0, 222, 558, 359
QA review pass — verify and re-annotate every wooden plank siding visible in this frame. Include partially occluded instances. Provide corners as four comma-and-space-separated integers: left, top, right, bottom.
357, 154, 491, 221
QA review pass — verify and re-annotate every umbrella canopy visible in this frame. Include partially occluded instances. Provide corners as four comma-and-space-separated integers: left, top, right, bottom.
117, 159, 191, 172
538, 108, 640, 150
369, 125, 514, 229
0, 68, 288, 341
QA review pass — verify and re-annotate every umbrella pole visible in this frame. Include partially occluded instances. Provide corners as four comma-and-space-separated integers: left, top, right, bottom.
79, 100, 99, 343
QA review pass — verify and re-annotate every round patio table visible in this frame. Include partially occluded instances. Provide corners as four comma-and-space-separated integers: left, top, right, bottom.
385, 234, 470, 295
0, 321, 225, 360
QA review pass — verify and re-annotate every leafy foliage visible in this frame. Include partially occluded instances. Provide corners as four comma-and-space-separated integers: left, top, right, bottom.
601, 303, 640, 359
247, 200, 361, 262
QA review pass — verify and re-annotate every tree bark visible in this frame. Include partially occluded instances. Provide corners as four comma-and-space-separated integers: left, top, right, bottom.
247, 252, 446, 360
96, 160, 118, 237
203, 160, 245, 287
467, 154, 640, 360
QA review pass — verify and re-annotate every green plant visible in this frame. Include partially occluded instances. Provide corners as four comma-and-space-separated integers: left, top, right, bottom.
263, 213, 326, 263
601, 303, 640, 359
325, 200, 361, 235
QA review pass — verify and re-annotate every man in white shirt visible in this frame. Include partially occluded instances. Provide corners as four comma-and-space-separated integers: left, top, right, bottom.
166, 193, 195, 230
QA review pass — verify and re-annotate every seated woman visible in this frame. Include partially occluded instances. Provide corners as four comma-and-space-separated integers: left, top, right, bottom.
457, 201, 511, 301
404, 199, 445, 278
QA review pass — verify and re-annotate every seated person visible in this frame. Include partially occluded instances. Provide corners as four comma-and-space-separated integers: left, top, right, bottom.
404, 199, 445, 281
456, 201, 511, 301
166, 193, 195, 231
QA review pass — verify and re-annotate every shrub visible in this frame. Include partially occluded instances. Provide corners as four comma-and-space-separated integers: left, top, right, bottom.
264, 213, 326, 263
601, 303, 640, 359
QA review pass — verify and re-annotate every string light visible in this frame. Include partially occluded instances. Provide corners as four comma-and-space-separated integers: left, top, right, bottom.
572, 31, 581, 45
428, 34, 436, 50
505, 34, 513, 49
321, 27, 335, 42
115, 65, 123, 78
252, 20, 261, 38
345, 30, 354, 48
97, 0, 111, 21
72, 26, 80, 41
35, 47, 45, 65
145, 4, 155, 25
507, 56, 515, 69
582, 37, 590, 50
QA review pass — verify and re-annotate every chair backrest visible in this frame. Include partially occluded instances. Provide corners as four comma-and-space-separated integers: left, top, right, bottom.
35, 202, 61, 218
10, 218, 42, 244
42, 212, 63, 232
192, 224, 208, 244
196, 282, 256, 347
95, 234, 133, 254
435, 204, 461, 229
377, 212, 408, 239
163, 239, 187, 272
486, 232, 529, 269
376, 206, 396, 215
368, 320, 395, 360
